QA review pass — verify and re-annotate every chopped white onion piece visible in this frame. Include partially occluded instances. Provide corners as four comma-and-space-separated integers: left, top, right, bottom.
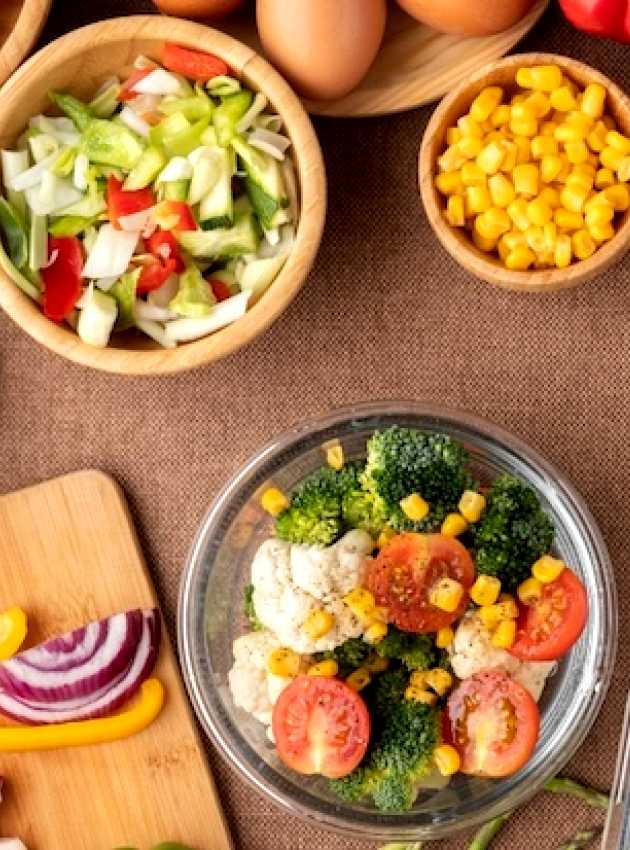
248, 128, 291, 161
254, 114, 283, 133
73, 153, 89, 192
29, 115, 80, 146
41, 248, 59, 269
132, 69, 182, 96
82, 223, 139, 279
157, 156, 193, 183
236, 92, 268, 133
93, 75, 120, 98
118, 205, 158, 238
134, 55, 160, 70
264, 227, 280, 246
8, 152, 58, 191
258, 224, 296, 259
25, 173, 83, 216
119, 106, 151, 139
165, 291, 250, 342
136, 318, 177, 349
129, 93, 160, 116
95, 275, 119, 293
134, 299, 178, 322
75, 282, 93, 309
147, 273, 179, 308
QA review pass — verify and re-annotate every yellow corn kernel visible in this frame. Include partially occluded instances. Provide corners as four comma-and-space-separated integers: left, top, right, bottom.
364, 621, 388, 645
438, 144, 467, 173
499, 231, 526, 261
518, 576, 544, 606
491, 619, 517, 650
505, 245, 536, 270
566, 171, 594, 193
550, 86, 577, 112
565, 140, 589, 164
425, 668, 454, 697
457, 114, 484, 137
261, 486, 289, 516
365, 654, 390, 674
561, 183, 589, 212
534, 251, 554, 270
491, 104, 511, 127
434, 744, 461, 777
478, 604, 502, 630
554, 207, 584, 231
540, 153, 563, 183
540, 119, 558, 137
507, 198, 530, 232
470, 575, 502, 607
532, 555, 566, 584
446, 126, 462, 146
410, 669, 427, 688
458, 490, 486, 523
405, 685, 437, 706
465, 184, 492, 216
372, 606, 389, 624
476, 142, 506, 175
346, 667, 371, 692
543, 221, 557, 251
605, 130, 630, 155
441, 512, 469, 538
497, 141, 516, 173
486, 206, 511, 235
511, 135, 530, 165
344, 587, 376, 622
474, 209, 504, 241
488, 173, 515, 208
459, 135, 484, 159
513, 163, 539, 196
581, 83, 606, 118
268, 648, 301, 677
472, 229, 497, 252
527, 196, 553, 226
555, 123, 585, 144
526, 91, 552, 118
308, 659, 339, 677
516, 64, 563, 92
435, 170, 463, 196
470, 86, 504, 122
585, 200, 614, 228
495, 594, 519, 619
586, 121, 609, 152
595, 167, 615, 189
510, 116, 538, 138
429, 578, 465, 613
589, 221, 615, 243
525, 226, 547, 254
603, 183, 630, 211
540, 187, 561, 208
572, 228, 597, 260
436, 627, 455, 649
567, 109, 594, 132
376, 526, 396, 549
304, 608, 335, 640
531, 135, 558, 159
446, 195, 466, 227
400, 493, 429, 521
461, 161, 486, 186
618, 157, 630, 182
556, 154, 572, 182
600, 145, 624, 171
325, 443, 344, 471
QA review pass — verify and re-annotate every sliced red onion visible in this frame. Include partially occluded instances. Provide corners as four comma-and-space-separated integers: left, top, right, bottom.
0, 610, 160, 724
0, 610, 143, 701
19, 618, 107, 671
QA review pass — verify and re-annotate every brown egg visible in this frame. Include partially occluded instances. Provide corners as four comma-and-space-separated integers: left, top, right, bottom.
396, 0, 536, 36
151, 0, 246, 20
256, 0, 387, 101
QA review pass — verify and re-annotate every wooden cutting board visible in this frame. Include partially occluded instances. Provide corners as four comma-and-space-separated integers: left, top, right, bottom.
0, 470, 232, 850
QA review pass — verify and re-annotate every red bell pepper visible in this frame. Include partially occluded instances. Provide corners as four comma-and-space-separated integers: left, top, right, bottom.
118, 68, 152, 102
42, 237, 83, 322
106, 177, 155, 229
559, 0, 630, 44
162, 43, 229, 82
146, 231, 185, 272
158, 201, 197, 232
208, 277, 232, 302
137, 258, 178, 295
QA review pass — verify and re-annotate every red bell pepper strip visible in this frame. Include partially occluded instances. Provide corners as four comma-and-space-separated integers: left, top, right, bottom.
162, 43, 229, 82
146, 231, 185, 272
42, 237, 83, 322
118, 68, 152, 102
137, 258, 178, 295
106, 177, 155, 229
158, 201, 197, 232
208, 277, 232, 302
559, 0, 630, 43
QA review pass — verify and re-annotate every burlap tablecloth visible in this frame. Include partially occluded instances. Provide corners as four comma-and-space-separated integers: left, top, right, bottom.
1, 2, 628, 848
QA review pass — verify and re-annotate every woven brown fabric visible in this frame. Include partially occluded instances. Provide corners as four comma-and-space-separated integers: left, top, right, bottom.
1, 2, 628, 848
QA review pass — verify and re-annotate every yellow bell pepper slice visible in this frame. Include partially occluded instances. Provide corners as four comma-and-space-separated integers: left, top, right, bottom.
0, 607, 28, 661
0, 678, 165, 752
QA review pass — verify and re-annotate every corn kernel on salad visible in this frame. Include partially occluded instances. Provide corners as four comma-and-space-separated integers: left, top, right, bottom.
228, 426, 589, 811
0, 43, 298, 348
435, 63, 630, 271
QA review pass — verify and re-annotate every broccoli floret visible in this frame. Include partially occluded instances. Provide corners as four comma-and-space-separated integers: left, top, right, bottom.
243, 584, 263, 630
376, 628, 438, 671
330, 669, 440, 812
341, 487, 388, 539
472, 473, 554, 592
315, 637, 371, 676
362, 427, 474, 532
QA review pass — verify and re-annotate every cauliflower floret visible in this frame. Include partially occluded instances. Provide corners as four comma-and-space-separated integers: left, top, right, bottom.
252, 529, 373, 654
228, 630, 295, 726
449, 613, 555, 701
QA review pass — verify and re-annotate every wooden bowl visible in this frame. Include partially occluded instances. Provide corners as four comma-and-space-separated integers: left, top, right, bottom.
419, 53, 630, 292
0, 16, 326, 374
0, 0, 51, 85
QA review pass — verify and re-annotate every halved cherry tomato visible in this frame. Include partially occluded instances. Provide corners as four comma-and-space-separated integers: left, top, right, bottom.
272, 676, 370, 779
447, 671, 540, 778
42, 237, 83, 322
158, 200, 197, 231
208, 277, 232, 302
137, 258, 178, 295
367, 533, 475, 633
162, 42, 229, 82
146, 231, 185, 272
509, 568, 588, 662
106, 177, 155, 229
118, 67, 152, 102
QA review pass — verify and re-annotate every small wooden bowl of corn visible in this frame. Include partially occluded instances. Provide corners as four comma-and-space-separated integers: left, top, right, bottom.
419, 53, 630, 292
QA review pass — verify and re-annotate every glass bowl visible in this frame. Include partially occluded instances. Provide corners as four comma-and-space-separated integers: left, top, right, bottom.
178, 402, 617, 842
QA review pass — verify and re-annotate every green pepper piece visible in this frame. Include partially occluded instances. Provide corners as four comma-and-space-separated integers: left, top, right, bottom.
0, 197, 28, 269
48, 215, 97, 238
159, 89, 214, 122
213, 91, 253, 147
49, 91, 94, 132
82, 119, 145, 171
0, 237, 40, 301
89, 82, 121, 118
163, 116, 211, 158
169, 266, 215, 317
110, 268, 140, 331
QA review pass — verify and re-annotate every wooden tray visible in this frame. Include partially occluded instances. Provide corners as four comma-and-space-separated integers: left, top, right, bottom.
0, 0, 51, 86
221, 0, 549, 117
0, 471, 233, 850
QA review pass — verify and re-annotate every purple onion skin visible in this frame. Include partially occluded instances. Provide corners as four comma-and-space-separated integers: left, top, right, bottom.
21, 620, 108, 671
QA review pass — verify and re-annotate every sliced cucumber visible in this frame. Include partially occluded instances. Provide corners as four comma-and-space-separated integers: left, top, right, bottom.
124, 146, 166, 191
178, 213, 260, 260
199, 147, 235, 228
213, 92, 253, 147
29, 213, 47, 271
77, 287, 118, 348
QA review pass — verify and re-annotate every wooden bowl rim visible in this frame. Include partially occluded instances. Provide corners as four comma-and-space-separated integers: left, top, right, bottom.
0, 0, 52, 86
0, 16, 327, 374
418, 52, 630, 293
